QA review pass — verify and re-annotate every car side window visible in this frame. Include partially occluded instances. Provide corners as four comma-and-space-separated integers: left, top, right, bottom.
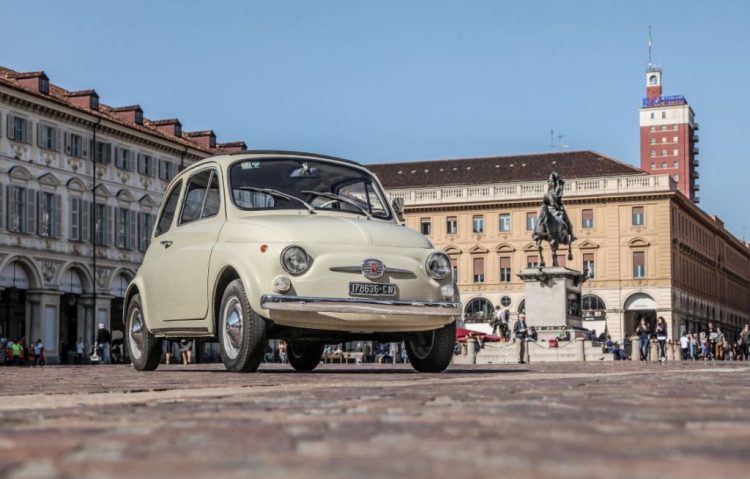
155, 181, 183, 237
202, 171, 220, 218
180, 170, 212, 224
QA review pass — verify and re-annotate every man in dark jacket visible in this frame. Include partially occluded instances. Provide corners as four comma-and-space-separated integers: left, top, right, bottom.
513, 314, 529, 364
95, 323, 112, 364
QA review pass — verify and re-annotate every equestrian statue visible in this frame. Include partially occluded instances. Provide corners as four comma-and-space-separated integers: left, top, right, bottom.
532, 172, 575, 268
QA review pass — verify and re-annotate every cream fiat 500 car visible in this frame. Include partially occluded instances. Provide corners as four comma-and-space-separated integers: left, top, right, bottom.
125, 151, 461, 373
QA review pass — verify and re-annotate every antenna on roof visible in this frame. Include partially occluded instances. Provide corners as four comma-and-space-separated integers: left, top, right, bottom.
558, 134, 568, 149
648, 25, 653, 67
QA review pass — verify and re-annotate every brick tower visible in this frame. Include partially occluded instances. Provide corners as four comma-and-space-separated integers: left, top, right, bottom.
639, 64, 700, 202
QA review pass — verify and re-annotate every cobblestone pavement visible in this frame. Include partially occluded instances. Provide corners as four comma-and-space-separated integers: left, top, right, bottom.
1, 362, 749, 479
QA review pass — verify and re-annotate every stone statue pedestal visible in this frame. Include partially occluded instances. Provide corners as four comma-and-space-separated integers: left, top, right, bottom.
517, 267, 587, 341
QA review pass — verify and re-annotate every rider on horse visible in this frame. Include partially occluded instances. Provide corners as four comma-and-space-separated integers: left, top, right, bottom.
532, 172, 575, 267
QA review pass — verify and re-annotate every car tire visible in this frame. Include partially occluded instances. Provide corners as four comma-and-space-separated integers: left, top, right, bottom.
218, 279, 267, 372
287, 342, 325, 371
405, 321, 456, 373
125, 293, 161, 371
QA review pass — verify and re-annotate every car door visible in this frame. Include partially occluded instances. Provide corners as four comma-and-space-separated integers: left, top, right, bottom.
157, 166, 224, 321
145, 179, 184, 326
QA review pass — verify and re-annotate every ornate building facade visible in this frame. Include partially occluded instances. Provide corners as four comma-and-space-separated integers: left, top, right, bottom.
0, 66, 246, 362
369, 151, 750, 343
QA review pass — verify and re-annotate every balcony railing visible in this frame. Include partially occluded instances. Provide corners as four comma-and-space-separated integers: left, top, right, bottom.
387, 174, 677, 206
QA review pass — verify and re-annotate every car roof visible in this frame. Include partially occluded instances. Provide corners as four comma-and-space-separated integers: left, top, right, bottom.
181, 150, 362, 175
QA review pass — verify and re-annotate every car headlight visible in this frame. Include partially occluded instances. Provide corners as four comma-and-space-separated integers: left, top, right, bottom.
426, 252, 451, 280
281, 245, 310, 275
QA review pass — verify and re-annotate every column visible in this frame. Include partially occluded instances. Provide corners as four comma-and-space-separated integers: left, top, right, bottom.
26, 290, 63, 363
79, 295, 96, 358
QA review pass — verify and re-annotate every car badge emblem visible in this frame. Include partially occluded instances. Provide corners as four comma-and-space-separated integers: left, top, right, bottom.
362, 259, 385, 279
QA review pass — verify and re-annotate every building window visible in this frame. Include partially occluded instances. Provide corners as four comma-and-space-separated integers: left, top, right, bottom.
69, 198, 91, 242
138, 154, 156, 177
581, 209, 594, 229
650, 162, 655, 169
37, 192, 61, 238
661, 111, 666, 119
650, 126, 655, 132
138, 212, 155, 252
420, 218, 431, 235
464, 297, 493, 323
473, 257, 485, 283
673, 149, 678, 156
158, 159, 176, 182
650, 151, 656, 158
66, 133, 84, 157
661, 161, 667, 168
583, 253, 595, 278
672, 136, 678, 143
446, 216, 457, 235
526, 255, 539, 269
650, 138, 655, 145
500, 296, 512, 307
673, 174, 679, 182
115, 208, 137, 250
115, 147, 133, 171
38, 125, 57, 150
661, 137, 666, 143
8, 116, 32, 143
526, 212, 537, 231
633, 251, 646, 278
661, 150, 667, 157
94, 141, 112, 164
632, 206, 644, 226
7, 186, 34, 234
94, 203, 111, 245
672, 124, 678, 131
661, 125, 667, 131
472, 215, 484, 234
673, 161, 678, 168
499, 256, 511, 282
649, 112, 654, 119
499, 213, 511, 232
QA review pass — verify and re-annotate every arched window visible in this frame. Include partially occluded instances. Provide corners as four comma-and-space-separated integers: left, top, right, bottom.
518, 299, 526, 314
464, 297, 494, 323
582, 294, 606, 311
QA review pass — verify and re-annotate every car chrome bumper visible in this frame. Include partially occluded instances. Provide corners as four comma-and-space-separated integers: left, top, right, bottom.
260, 294, 461, 316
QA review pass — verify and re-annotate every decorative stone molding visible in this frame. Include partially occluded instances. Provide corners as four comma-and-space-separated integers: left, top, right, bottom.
117, 170, 130, 184
95, 268, 113, 290
37, 259, 64, 284
68, 157, 83, 173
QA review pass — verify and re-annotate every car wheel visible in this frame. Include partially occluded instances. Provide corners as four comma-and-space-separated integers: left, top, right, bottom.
126, 293, 161, 371
405, 321, 456, 373
287, 342, 325, 371
218, 279, 267, 372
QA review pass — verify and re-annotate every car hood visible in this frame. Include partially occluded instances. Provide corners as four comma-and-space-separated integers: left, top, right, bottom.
230, 214, 432, 248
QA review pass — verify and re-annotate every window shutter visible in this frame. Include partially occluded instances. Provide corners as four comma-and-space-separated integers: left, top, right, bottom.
55, 128, 62, 152
137, 153, 144, 174
106, 205, 113, 245
64, 132, 72, 154
37, 191, 45, 236
54, 194, 62, 237
82, 138, 90, 159
114, 147, 122, 169
24, 119, 32, 144
7, 114, 15, 140
114, 207, 121, 247
37, 123, 44, 147
128, 210, 137, 249
26, 189, 36, 234
70, 198, 79, 240
81, 200, 90, 242
0, 184, 3, 230
8, 187, 17, 232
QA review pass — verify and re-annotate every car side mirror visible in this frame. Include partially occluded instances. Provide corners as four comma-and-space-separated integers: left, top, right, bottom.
391, 197, 405, 222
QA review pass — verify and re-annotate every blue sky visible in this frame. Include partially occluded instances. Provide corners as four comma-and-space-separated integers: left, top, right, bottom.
3, 0, 749, 237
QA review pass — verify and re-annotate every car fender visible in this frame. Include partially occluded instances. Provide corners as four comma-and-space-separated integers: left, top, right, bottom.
124, 276, 151, 330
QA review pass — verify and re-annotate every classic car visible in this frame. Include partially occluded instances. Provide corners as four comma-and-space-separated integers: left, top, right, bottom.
124, 151, 461, 373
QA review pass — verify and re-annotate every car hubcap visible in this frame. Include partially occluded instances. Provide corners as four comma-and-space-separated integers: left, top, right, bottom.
223, 297, 243, 359
129, 309, 145, 360
410, 331, 435, 360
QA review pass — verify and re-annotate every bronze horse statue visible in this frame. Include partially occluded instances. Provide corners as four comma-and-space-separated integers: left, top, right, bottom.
532, 172, 575, 268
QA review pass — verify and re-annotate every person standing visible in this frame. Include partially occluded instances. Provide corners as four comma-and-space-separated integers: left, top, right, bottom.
10, 339, 21, 366
278, 340, 288, 364
679, 333, 689, 360
688, 330, 698, 360
33, 339, 44, 366
95, 323, 112, 365
513, 314, 529, 364
655, 317, 668, 363
162, 340, 172, 364
715, 326, 725, 360
491, 306, 502, 336
75, 337, 84, 364
741, 324, 750, 360
636, 318, 651, 362
179, 339, 193, 365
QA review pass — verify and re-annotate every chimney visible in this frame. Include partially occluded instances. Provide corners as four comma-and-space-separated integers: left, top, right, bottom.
184, 130, 217, 149
110, 105, 144, 125
145, 119, 182, 137
217, 141, 247, 153
11, 71, 50, 94
66, 90, 100, 111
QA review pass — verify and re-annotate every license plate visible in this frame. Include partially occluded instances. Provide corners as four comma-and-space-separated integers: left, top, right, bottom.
349, 282, 396, 296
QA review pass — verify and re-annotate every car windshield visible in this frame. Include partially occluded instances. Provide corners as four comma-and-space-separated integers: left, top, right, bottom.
229, 158, 391, 220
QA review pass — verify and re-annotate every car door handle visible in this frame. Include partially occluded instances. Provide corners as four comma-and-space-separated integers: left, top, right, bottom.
160, 240, 173, 248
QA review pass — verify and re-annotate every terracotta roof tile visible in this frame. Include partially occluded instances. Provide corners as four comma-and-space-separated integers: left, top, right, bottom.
367, 151, 645, 189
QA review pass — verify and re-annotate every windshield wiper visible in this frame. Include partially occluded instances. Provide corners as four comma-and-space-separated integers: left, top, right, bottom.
237, 187, 316, 214
301, 190, 372, 220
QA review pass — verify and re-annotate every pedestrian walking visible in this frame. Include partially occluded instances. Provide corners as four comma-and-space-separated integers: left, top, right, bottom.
715, 326, 725, 360
688, 330, 698, 360
75, 337, 84, 364
95, 323, 112, 364
740, 324, 750, 360
33, 339, 44, 366
636, 318, 651, 361
10, 339, 21, 366
655, 317, 668, 363
162, 340, 172, 364
513, 313, 529, 364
